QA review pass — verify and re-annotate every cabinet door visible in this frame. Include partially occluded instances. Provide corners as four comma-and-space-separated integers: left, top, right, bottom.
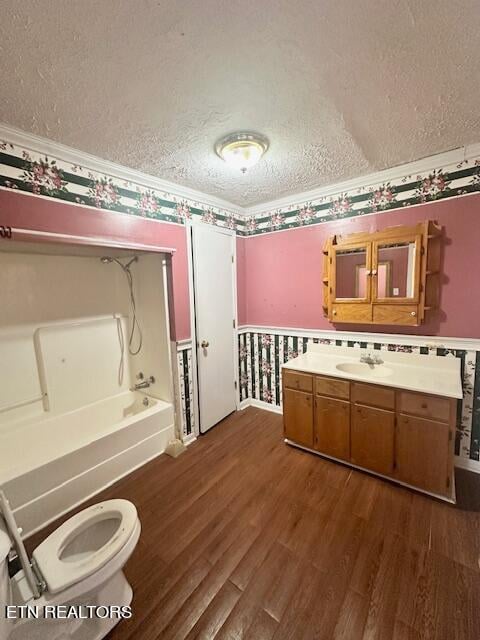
314, 395, 350, 461
372, 235, 421, 303
283, 388, 313, 447
332, 242, 372, 303
351, 404, 395, 476
396, 414, 450, 496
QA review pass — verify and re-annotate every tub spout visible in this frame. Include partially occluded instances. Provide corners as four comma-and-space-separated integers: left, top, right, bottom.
132, 375, 155, 390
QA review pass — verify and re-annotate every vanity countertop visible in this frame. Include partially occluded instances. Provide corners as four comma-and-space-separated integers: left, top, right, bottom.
282, 344, 463, 399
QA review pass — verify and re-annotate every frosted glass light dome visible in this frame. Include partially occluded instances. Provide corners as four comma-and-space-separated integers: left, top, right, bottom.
215, 132, 269, 173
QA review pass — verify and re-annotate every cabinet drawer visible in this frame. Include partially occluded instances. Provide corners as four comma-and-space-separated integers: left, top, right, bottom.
283, 369, 313, 393
352, 382, 394, 410
398, 391, 451, 422
331, 303, 372, 323
315, 376, 350, 400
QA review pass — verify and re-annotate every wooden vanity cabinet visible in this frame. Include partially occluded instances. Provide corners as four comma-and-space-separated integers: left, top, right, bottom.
283, 369, 456, 501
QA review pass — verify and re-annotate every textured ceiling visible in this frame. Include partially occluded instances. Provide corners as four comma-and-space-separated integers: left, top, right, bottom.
1, 0, 479, 208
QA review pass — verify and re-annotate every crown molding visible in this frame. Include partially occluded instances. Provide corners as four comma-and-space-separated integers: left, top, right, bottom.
243, 143, 480, 217
0, 123, 244, 215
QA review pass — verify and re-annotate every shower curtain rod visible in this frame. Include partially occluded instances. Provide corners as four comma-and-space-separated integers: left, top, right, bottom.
8, 227, 177, 254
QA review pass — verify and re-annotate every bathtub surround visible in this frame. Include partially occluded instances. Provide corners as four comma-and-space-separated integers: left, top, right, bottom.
0, 249, 175, 535
1, 126, 480, 470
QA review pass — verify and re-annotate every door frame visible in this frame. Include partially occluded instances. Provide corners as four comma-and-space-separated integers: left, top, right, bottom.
186, 220, 239, 436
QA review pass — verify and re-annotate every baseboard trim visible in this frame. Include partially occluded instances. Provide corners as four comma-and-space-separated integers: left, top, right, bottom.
239, 398, 283, 415
183, 433, 197, 446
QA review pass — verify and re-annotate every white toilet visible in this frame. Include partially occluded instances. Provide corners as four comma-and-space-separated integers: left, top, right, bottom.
0, 491, 141, 640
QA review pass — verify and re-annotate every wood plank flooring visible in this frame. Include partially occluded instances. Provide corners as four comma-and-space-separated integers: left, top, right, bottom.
28, 407, 480, 639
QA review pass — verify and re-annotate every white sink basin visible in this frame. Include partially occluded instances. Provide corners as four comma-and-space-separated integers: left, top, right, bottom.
336, 362, 393, 378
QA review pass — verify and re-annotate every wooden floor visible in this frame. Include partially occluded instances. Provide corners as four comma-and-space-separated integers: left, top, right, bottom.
29, 407, 480, 639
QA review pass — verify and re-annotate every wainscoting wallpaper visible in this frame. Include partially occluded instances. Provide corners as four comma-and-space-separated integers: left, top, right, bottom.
237, 329, 480, 466
176, 343, 195, 440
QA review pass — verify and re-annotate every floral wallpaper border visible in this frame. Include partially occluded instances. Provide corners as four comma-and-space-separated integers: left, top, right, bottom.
238, 329, 480, 465
238, 160, 480, 236
0, 140, 238, 230
0, 137, 479, 236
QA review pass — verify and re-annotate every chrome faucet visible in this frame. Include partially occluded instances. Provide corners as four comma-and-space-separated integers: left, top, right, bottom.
360, 352, 384, 366
132, 372, 155, 390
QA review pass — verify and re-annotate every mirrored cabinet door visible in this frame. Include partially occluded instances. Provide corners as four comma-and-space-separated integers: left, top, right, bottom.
333, 244, 371, 302
372, 237, 420, 302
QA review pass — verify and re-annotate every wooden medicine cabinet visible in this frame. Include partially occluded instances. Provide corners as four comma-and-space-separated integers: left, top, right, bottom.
322, 221, 441, 325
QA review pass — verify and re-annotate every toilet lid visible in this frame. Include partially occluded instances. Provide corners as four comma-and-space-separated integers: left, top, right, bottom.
0, 490, 41, 598
33, 499, 138, 594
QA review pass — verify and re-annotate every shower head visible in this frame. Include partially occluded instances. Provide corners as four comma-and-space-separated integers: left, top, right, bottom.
99, 254, 142, 356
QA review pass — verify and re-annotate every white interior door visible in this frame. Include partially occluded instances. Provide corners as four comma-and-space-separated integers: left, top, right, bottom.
192, 224, 237, 433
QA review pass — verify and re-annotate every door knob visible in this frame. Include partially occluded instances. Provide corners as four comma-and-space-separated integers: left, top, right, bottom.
201, 340, 210, 348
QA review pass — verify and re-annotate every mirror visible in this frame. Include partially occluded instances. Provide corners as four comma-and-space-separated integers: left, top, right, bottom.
335, 247, 368, 299
376, 241, 416, 298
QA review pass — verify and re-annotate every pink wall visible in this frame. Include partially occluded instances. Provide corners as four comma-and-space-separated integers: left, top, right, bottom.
237, 194, 480, 338
236, 236, 247, 326
0, 190, 191, 340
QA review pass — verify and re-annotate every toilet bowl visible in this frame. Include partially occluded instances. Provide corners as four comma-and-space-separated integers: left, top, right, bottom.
0, 491, 141, 640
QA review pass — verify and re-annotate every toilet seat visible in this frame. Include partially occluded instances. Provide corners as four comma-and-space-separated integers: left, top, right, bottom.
33, 499, 138, 595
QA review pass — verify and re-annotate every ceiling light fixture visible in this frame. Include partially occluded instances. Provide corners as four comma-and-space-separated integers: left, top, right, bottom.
215, 132, 269, 173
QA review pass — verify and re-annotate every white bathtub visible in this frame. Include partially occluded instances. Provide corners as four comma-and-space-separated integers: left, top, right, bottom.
0, 391, 174, 537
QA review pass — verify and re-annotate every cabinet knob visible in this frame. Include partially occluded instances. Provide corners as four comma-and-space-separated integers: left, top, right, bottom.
332, 309, 337, 316
201, 340, 210, 348
371, 269, 377, 276
410, 311, 416, 317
